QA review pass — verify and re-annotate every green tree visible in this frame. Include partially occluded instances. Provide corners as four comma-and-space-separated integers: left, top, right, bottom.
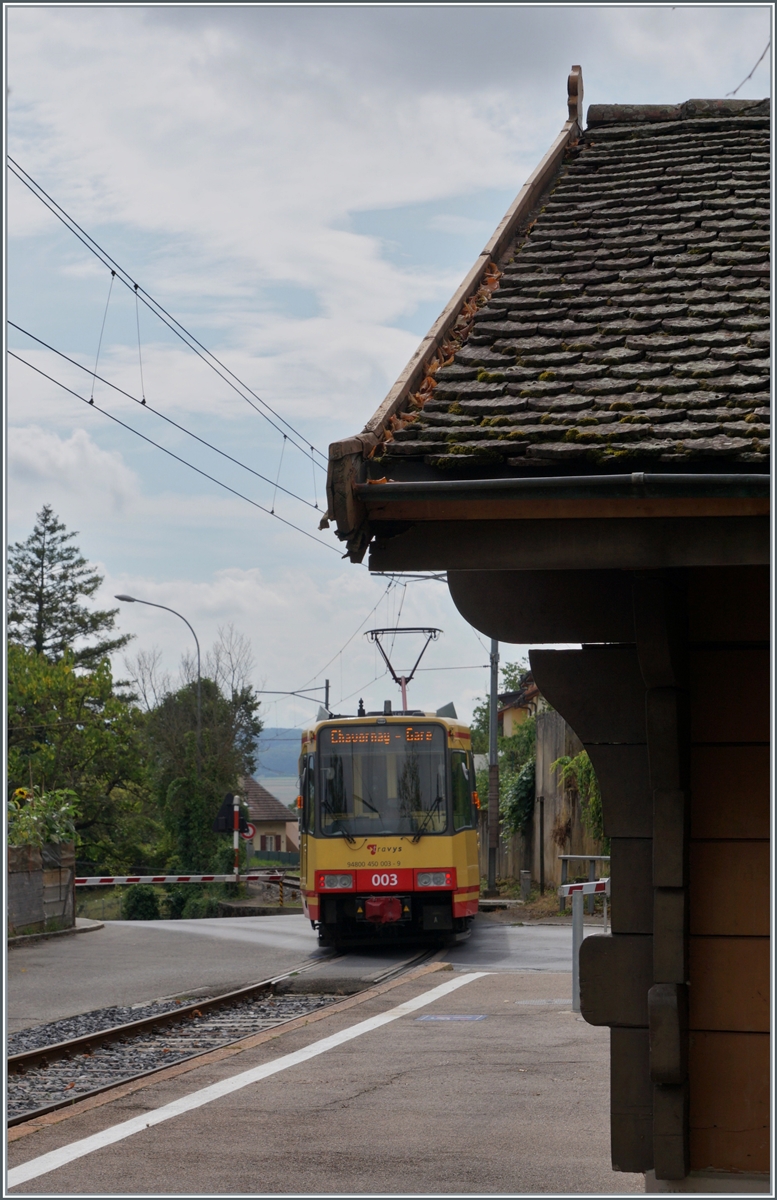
501, 659, 529, 692
144, 677, 262, 871
469, 659, 530, 754
8, 505, 131, 668
7, 645, 160, 869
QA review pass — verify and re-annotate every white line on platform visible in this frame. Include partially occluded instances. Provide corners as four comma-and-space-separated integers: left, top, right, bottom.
8, 971, 487, 1189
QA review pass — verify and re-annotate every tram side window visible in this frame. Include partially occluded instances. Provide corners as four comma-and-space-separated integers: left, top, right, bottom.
301, 755, 314, 832
452, 750, 474, 830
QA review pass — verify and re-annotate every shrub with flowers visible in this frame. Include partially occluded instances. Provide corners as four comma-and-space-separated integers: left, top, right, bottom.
7, 786, 80, 847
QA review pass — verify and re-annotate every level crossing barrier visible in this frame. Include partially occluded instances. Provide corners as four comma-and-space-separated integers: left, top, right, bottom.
558, 877, 611, 1013
74, 872, 300, 908
558, 855, 610, 914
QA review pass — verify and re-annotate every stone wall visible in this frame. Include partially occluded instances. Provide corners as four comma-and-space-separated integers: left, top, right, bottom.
8, 842, 75, 937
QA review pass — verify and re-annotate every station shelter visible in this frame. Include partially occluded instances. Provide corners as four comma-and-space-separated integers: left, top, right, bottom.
321, 69, 770, 1190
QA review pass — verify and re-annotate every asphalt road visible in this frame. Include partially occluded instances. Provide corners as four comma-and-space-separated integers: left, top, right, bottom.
8, 913, 597, 1033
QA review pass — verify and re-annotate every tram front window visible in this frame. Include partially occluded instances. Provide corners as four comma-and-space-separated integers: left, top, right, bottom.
318, 724, 447, 837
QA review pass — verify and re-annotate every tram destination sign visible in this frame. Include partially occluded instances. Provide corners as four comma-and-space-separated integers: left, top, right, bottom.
327, 726, 435, 746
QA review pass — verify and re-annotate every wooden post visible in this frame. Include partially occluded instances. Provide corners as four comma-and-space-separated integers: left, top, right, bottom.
539, 796, 545, 895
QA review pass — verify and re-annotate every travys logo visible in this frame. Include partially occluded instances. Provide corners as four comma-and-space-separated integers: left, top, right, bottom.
367, 843, 402, 856
367, 844, 377, 856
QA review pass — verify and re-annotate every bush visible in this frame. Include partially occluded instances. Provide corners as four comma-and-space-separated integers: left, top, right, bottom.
180, 892, 220, 919
163, 885, 190, 920
121, 884, 161, 921
551, 750, 609, 849
7, 787, 79, 847
500, 759, 536, 836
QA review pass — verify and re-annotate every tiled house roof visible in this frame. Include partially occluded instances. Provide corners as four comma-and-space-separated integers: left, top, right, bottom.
240, 777, 293, 822
499, 671, 540, 714
374, 100, 769, 475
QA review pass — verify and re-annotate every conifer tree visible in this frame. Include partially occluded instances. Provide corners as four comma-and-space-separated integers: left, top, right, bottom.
8, 505, 131, 667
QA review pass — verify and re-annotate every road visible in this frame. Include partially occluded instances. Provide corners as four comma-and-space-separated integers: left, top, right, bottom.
8, 913, 597, 1032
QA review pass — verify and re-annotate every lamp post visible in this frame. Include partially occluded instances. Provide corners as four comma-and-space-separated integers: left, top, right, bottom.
115, 594, 201, 762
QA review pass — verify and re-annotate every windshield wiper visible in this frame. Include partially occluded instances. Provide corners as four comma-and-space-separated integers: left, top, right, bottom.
320, 795, 356, 846
411, 794, 444, 844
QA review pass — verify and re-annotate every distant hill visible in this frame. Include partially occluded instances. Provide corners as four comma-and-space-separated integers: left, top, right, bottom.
255, 727, 303, 779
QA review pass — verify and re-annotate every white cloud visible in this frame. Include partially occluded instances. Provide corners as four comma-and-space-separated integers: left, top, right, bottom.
8, 425, 139, 514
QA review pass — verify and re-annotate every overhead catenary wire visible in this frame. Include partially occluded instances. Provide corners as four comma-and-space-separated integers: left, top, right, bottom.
727, 40, 771, 96
7, 156, 327, 470
8, 323, 319, 511
9, 352, 339, 555
299, 579, 397, 689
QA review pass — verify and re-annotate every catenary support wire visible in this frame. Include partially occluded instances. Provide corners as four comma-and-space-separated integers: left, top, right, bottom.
90, 271, 115, 402
271, 436, 287, 514
8, 323, 319, 511
7, 156, 327, 470
9, 352, 339, 555
134, 284, 146, 404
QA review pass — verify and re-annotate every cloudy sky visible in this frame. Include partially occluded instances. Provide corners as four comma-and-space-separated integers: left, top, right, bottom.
6, 4, 771, 735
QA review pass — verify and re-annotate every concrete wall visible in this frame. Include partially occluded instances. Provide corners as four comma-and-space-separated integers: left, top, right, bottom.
8, 843, 75, 936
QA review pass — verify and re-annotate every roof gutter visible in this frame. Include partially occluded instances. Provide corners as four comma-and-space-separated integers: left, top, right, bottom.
325, 67, 587, 561
356, 473, 770, 504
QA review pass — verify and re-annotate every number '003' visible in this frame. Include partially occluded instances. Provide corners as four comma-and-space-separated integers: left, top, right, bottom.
372, 873, 397, 886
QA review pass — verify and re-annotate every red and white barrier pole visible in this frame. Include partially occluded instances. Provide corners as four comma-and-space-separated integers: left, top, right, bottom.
74, 873, 297, 886
233, 795, 240, 882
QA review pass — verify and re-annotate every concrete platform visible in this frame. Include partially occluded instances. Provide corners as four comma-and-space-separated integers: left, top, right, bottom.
7, 966, 644, 1195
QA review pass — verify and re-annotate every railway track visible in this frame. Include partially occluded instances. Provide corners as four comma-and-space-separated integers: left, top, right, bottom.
7, 948, 437, 1127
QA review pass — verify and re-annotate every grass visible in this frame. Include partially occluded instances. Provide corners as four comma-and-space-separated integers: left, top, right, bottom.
76, 886, 125, 921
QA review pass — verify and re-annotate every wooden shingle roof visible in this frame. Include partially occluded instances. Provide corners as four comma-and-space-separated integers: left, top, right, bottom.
375, 99, 769, 474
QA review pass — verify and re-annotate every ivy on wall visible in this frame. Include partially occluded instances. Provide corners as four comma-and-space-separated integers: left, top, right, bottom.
551, 750, 609, 852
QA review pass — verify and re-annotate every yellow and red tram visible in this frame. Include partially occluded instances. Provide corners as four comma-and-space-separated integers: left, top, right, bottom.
297, 708, 480, 948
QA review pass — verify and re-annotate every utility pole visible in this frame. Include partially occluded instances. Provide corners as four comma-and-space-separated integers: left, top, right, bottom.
324, 679, 330, 714
486, 638, 500, 897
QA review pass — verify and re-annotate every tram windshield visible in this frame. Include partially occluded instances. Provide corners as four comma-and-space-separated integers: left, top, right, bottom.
317, 723, 447, 837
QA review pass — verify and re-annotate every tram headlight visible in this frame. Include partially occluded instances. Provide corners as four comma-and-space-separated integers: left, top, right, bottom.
417, 871, 452, 888
318, 873, 353, 889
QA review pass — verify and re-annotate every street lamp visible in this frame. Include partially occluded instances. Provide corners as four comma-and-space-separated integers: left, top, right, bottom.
115, 594, 201, 761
